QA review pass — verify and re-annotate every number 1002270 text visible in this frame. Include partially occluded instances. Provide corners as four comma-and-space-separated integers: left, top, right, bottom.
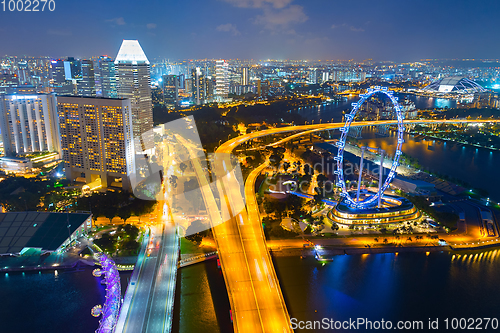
1, 0, 55, 11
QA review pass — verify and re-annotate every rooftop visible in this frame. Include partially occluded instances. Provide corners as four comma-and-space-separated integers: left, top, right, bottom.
114, 40, 150, 65
423, 76, 486, 94
0, 212, 90, 254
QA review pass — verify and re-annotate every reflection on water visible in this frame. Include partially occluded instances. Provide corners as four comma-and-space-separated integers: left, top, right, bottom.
276, 249, 500, 332
301, 94, 458, 123
357, 127, 500, 201
172, 263, 220, 333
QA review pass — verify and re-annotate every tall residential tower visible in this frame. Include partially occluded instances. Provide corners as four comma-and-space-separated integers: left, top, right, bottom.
0, 94, 60, 156
57, 96, 135, 191
215, 60, 229, 100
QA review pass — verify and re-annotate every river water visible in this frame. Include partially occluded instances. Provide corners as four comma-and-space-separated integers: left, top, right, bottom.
0, 264, 131, 333
298, 93, 457, 123
358, 128, 500, 201
276, 249, 500, 332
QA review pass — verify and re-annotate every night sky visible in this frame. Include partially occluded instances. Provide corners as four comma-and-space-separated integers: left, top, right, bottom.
1, 0, 500, 61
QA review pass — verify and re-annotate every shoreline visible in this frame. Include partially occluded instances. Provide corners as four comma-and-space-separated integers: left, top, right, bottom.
270, 241, 500, 258
409, 131, 500, 152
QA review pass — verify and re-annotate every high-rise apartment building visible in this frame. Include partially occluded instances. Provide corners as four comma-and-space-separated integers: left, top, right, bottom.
308, 68, 318, 84
114, 40, 153, 151
162, 74, 179, 107
0, 94, 60, 156
77, 60, 96, 97
241, 67, 249, 86
332, 70, 366, 82
321, 71, 330, 83
215, 60, 229, 100
57, 96, 135, 191
192, 67, 204, 105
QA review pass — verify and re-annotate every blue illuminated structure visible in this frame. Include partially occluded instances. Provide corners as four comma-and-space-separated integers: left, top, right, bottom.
335, 86, 405, 209
95, 253, 121, 333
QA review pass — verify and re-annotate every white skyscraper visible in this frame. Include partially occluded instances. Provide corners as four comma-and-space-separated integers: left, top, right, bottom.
0, 94, 60, 156
215, 60, 229, 100
241, 67, 249, 86
114, 40, 153, 151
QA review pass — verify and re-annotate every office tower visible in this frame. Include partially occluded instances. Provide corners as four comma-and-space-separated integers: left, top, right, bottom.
192, 67, 204, 105
256, 79, 261, 96
162, 74, 179, 107
114, 40, 153, 151
99, 57, 117, 98
178, 74, 185, 90
17, 61, 29, 84
185, 78, 192, 94
93, 58, 102, 96
205, 77, 214, 101
50, 59, 73, 95
57, 96, 135, 191
0, 94, 60, 156
64, 57, 82, 80
241, 67, 249, 86
215, 60, 229, 100
78, 60, 96, 97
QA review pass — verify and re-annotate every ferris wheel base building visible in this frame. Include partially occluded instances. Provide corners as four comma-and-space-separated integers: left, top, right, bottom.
328, 190, 422, 227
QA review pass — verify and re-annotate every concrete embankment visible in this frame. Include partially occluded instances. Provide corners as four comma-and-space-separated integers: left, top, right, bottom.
269, 245, 451, 258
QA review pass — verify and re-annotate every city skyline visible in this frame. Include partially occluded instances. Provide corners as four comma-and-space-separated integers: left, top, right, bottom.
2, 3, 500, 333
1, 0, 500, 61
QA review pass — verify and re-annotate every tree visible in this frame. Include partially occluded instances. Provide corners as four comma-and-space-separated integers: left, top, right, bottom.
316, 174, 328, 189
123, 224, 140, 240
294, 160, 302, 173
117, 207, 132, 224
185, 220, 209, 244
263, 199, 276, 214
120, 238, 140, 253
303, 164, 312, 176
103, 206, 118, 223
94, 233, 116, 253
269, 152, 284, 169
169, 175, 178, 188
283, 161, 291, 173
179, 162, 188, 174
313, 188, 323, 204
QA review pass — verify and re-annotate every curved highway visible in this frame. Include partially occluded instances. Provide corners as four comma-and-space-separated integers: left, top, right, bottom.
212, 118, 500, 333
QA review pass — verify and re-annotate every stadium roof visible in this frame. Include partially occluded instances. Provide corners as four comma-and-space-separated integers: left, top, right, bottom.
0, 212, 90, 254
114, 40, 150, 65
423, 76, 486, 94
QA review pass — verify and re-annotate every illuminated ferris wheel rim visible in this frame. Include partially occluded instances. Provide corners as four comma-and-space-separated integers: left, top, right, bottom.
334, 86, 405, 209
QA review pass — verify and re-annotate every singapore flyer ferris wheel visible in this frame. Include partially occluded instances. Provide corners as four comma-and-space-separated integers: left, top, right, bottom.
334, 86, 406, 209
